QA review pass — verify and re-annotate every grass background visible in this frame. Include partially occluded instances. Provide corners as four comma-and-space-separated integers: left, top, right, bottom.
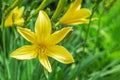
0, 0, 120, 80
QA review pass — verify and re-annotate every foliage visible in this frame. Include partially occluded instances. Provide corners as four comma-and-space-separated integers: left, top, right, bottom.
0, 0, 120, 80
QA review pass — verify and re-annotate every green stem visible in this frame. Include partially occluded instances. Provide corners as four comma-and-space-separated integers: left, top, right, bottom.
5, 0, 22, 16
54, 22, 59, 27
27, 61, 32, 80
51, 0, 66, 21
17, 63, 21, 80
27, 62, 30, 80
26, 0, 52, 23
93, 0, 115, 53
93, 12, 104, 54
82, 11, 94, 53
1, 11, 11, 80
43, 69, 48, 80
82, 1, 101, 53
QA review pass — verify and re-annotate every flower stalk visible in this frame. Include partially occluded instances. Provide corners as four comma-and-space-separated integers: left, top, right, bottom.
4, 0, 22, 16
26, 0, 52, 23
51, 0, 66, 21
1, 11, 11, 80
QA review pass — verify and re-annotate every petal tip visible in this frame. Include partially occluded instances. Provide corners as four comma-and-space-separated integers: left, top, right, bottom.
39, 10, 46, 16
17, 27, 22, 32
72, 58, 75, 63
64, 27, 73, 32
48, 69, 52, 73
21, 6, 25, 10
10, 53, 14, 57
68, 27, 73, 31
67, 57, 75, 64
10, 53, 17, 59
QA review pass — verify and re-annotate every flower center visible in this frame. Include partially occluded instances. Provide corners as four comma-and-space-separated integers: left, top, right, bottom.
37, 44, 46, 55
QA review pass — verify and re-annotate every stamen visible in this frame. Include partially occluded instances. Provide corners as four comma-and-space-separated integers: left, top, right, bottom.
37, 44, 46, 55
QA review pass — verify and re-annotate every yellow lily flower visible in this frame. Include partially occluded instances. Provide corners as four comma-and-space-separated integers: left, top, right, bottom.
10, 11, 74, 72
5, 6, 24, 27
58, 0, 92, 25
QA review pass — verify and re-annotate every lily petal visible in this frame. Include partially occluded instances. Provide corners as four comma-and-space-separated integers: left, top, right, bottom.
69, 0, 82, 11
47, 45, 74, 64
5, 16, 13, 27
38, 54, 52, 72
10, 45, 37, 60
73, 8, 91, 19
47, 27, 72, 45
4, 7, 18, 26
59, 0, 82, 23
16, 6, 24, 19
65, 18, 97, 25
35, 11, 51, 43
17, 27, 36, 43
5, 6, 24, 27
58, 0, 93, 25
59, 8, 91, 25
62, 19, 89, 25
15, 18, 24, 26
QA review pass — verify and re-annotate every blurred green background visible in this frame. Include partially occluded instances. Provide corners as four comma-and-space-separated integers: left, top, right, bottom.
0, 0, 120, 80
